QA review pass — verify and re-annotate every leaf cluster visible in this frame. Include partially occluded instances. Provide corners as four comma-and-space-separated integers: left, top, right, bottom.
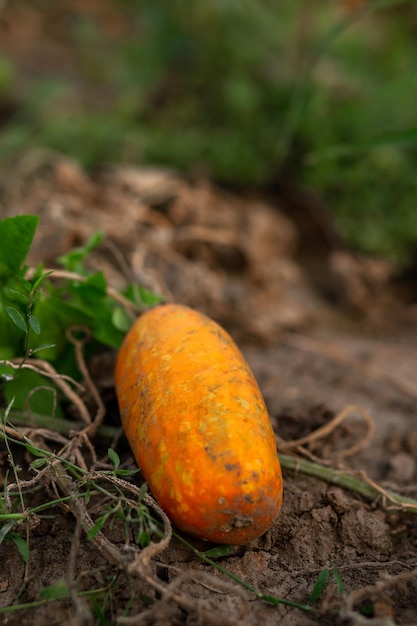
0, 215, 161, 415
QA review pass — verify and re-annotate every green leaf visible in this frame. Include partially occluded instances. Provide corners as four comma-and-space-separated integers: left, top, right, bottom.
29, 315, 41, 335
332, 567, 346, 594
308, 568, 329, 604
10, 532, 30, 563
137, 528, 151, 548
30, 343, 56, 355
124, 284, 163, 308
138, 287, 163, 307
5, 286, 30, 304
92, 600, 113, 626
200, 545, 234, 559
31, 269, 54, 292
137, 482, 148, 501
112, 306, 132, 332
58, 231, 105, 273
87, 514, 109, 540
30, 458, 48, 470
80, 271, 107, 295
108, 448, 120, 470
67, 273, 127, 348
0, 520, 16, 544
114, 468, 141, 477
29, 289, 93, 361
0, 215, 39, 277
40, 579, 70, 600
6, 306, 27, 333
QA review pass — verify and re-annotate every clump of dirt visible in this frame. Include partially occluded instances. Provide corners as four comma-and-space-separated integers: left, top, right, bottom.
1, 155, 417, 625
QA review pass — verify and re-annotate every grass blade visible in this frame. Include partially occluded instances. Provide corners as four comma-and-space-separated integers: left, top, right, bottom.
308, 569, 329, 604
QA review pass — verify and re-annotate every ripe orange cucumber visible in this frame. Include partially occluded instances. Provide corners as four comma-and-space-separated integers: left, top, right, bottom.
115, 303, 283, 544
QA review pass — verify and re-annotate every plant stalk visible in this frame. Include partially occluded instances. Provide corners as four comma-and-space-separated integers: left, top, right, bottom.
279, 453, 417, 515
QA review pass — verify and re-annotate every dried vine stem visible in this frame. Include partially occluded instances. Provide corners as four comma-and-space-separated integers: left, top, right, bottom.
65, 326, 106, 438
5, 359, 83, 388
279, 454, 417, 515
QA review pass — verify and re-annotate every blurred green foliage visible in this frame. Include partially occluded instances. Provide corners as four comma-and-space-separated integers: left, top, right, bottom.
0, 0, 416, 262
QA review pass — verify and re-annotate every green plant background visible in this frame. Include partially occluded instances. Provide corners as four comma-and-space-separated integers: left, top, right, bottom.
0, 0, 416, 262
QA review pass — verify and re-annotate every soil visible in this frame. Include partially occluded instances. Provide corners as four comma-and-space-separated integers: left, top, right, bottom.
0, 156, 416, 626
